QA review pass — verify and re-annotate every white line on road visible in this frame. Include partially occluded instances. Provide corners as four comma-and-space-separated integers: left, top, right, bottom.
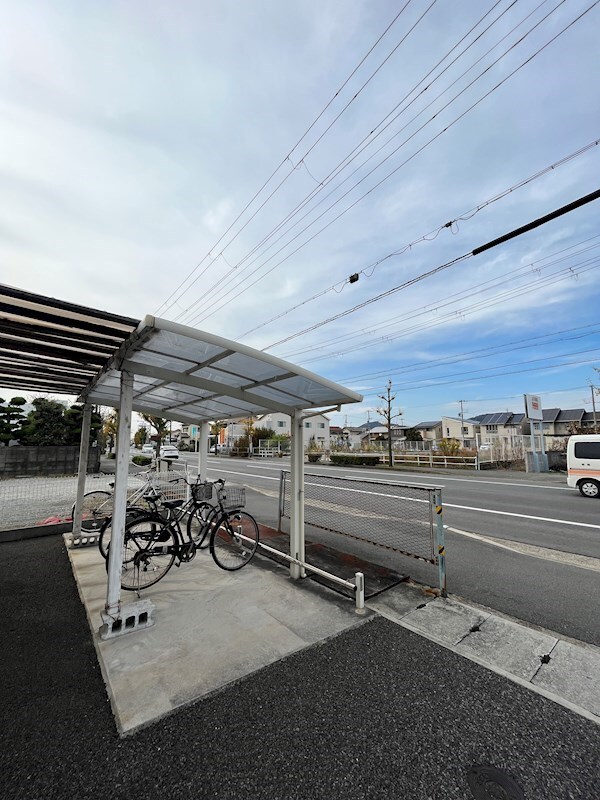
205, 463, 600, 530
444, 503, 600, 530
202, 456, 572, 491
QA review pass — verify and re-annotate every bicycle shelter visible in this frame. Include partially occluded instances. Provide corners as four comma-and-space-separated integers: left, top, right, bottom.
0, 285, 363, 637
75, 316, 363, 636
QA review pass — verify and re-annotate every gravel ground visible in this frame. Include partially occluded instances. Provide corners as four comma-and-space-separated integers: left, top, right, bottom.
1, 535, 599, 800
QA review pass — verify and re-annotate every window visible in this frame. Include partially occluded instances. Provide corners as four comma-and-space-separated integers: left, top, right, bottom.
446, 427, 450, 436
486, 425, 498, 432
277, 421, 286, 428
462, 427, 469, 435
305, 421, 312, 428
574, 442, 600, 459
318, 423, 325, 429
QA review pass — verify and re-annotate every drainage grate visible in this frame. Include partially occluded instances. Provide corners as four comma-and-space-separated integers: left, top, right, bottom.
466, 766, 525, 799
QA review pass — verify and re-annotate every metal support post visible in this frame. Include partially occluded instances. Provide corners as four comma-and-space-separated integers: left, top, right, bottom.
198, 421, 209, 480
289, 411, 305, 579
434, 488, 447, 597
354, 572, 365, 615
277, 470, 285, 532
104, 371, 133, 618
70, 403, 92, 546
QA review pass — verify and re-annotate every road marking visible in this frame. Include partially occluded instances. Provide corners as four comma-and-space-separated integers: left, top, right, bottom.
206, 465, 598, 530
202, 456, 572, 491
444, 503, 600, 530
446, 526, 600, 572
206, 466, 279, 482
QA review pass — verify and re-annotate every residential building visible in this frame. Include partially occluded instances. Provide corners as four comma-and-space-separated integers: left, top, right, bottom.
413, 420, 443, 443
440, 416, 479, 448
258, 412, 330, 448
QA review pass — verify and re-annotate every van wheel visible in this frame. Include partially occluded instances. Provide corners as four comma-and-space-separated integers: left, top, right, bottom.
578, 479, 600, 498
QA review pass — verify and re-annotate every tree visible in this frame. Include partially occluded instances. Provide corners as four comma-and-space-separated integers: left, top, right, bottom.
0, 396, 28, 445
63, 404, 102, 446
139, 414, 169, 453
377, 380, 402, 468
251, 426, 275, 448
404, 427, 423, 442
102, 410, 119, 453
134, 426, 148, 448
21, 398, 68, 446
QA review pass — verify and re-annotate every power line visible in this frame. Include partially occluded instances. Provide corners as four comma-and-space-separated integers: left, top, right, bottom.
336, 322, 600, 384
278, 237, 600, 361
154, 2, 416, 317
183, 0, 592, 326
237, 142, 599, 340
176, 0, 534, 323
265, 188, 600, 350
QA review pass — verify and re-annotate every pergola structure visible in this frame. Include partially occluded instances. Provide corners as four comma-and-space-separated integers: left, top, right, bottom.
0, 285, 363, 637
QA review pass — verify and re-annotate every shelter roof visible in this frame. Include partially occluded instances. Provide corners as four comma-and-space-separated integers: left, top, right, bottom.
0, 284, 139, 396
80, 316, 362, 423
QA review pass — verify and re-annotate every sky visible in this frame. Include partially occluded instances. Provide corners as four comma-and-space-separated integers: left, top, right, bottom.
1, 0, 599, 428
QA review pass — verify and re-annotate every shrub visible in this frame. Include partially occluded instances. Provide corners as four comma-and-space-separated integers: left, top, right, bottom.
330, 453, 380, 466
132, 455, 152, 466
307, 453, 322, 463
106, 452, 116, 459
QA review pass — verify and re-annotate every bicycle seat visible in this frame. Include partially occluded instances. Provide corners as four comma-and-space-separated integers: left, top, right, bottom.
162, 499, 184, 509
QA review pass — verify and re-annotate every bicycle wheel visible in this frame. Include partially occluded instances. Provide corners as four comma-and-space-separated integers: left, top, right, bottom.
97, 505, 149, 559
210, 511, 259, 571
186, 502, 215, 549
72, 491, 113, 532
119, 514, 177, 591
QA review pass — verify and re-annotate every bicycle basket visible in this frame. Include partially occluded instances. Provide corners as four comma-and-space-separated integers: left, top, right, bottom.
218, 486, 245, 510
192, 481, 214, 502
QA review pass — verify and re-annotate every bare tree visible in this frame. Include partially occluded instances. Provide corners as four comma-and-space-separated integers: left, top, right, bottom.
377, 380, 402, 468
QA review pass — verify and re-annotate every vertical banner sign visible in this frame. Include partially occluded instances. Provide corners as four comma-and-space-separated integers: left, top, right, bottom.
525, 394, 543, 421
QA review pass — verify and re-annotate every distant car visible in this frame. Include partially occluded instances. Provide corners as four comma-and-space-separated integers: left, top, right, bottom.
159, 445, 179, 460
142, 444, 155, 455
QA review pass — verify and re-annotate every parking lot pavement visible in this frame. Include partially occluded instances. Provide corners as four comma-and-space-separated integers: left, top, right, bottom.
2, 534, 600, 800
368, 584, 600, 722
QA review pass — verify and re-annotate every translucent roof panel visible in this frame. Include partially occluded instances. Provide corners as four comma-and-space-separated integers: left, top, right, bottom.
81, 316, 362, 422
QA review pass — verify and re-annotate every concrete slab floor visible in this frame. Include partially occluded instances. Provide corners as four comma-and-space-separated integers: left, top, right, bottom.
68, 546, 367, 735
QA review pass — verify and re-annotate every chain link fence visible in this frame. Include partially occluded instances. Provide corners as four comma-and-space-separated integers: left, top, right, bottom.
279, 471, 443, 564
0, 469, 188, 532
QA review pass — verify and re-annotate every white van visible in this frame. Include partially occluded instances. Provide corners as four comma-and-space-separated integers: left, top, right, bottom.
567, 434, 600, 498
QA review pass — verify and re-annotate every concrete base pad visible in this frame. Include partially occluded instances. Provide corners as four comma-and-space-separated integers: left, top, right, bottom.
68, 547, 366, 734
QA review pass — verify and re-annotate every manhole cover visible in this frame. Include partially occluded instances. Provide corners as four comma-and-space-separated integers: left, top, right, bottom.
466, 766, 525, 800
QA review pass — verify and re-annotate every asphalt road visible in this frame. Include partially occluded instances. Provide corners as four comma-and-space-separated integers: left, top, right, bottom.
178, 452, 600, 646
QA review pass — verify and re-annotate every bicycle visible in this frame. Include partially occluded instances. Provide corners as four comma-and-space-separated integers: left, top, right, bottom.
98, 475, 215, 559
72, 468, 162, 534
110, 481, 259, 591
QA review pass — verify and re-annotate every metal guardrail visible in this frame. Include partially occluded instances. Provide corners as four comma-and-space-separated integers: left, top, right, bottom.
278, 470, 446, 594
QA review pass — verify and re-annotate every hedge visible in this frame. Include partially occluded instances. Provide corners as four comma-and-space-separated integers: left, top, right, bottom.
131, 455, 152, 466
330, 453, 381, 466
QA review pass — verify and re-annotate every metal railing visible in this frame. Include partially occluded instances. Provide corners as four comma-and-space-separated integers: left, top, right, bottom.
380, 452, 479, 469
0, 469, 189, 533
278, 471, 446, 594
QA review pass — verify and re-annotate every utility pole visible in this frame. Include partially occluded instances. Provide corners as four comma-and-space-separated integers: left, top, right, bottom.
591, 382, 598, 430
458, 399, 466, 446
377, 379, 402, 469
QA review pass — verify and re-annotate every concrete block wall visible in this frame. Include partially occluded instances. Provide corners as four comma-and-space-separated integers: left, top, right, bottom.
0, 445, 100, 477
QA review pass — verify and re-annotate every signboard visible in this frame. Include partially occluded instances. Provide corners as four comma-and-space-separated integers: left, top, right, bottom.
524, 394, 543, 421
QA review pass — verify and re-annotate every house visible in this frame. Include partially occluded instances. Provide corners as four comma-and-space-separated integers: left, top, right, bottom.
258, 412, 330, 448
440, 416, 479, 448
413, 420, 443, 443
